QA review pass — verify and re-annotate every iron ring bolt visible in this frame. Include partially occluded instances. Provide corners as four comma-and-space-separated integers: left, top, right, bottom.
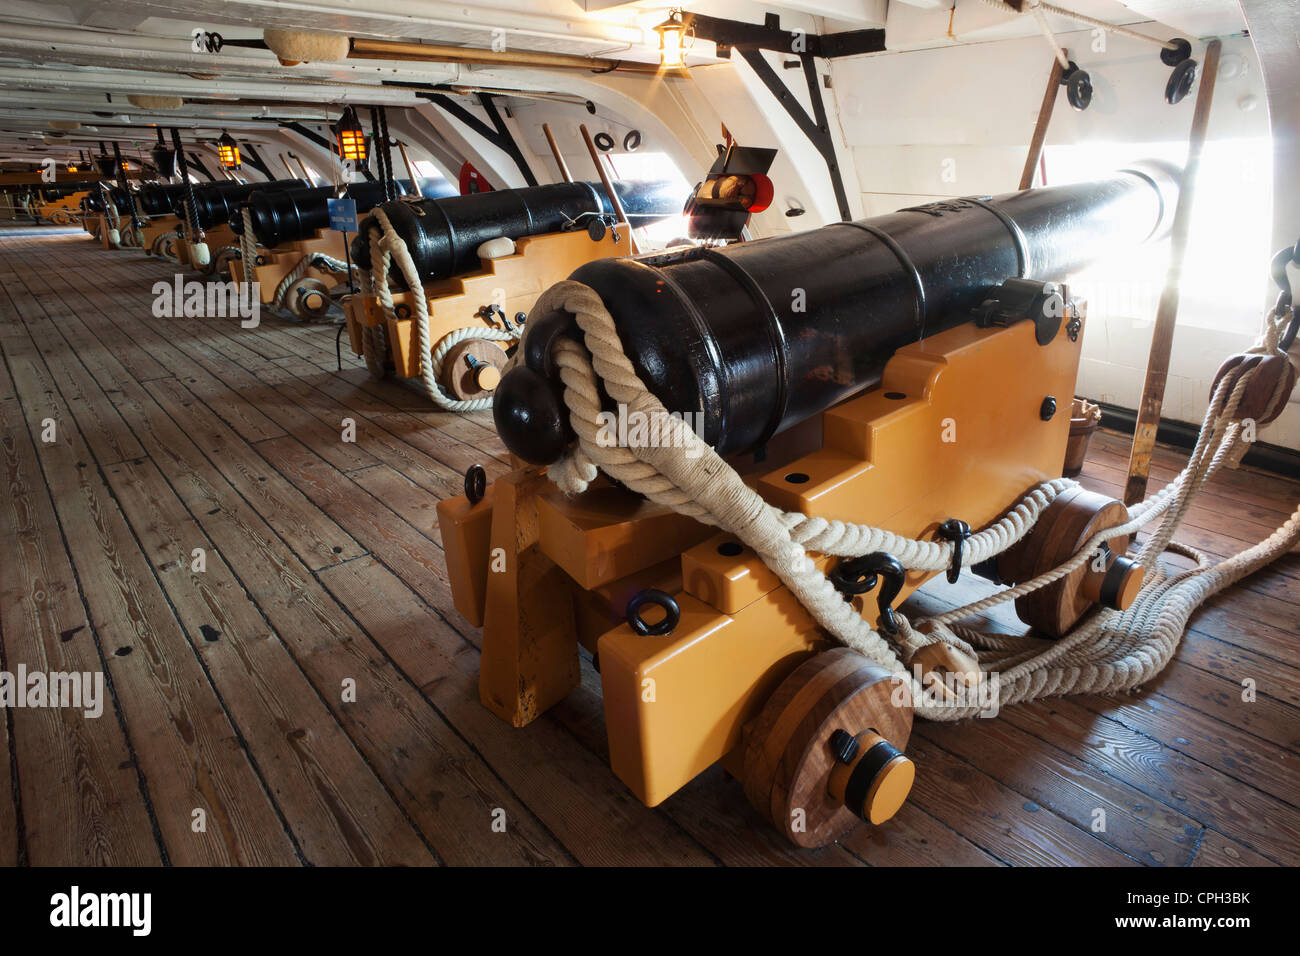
936, 518, 972, 584
463, 464, 487, 505
626, 589, 680, 636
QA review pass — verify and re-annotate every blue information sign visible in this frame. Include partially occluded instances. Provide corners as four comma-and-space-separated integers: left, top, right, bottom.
328, 197, 358, 232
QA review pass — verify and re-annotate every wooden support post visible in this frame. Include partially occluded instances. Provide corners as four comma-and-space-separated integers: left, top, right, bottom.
542, 123, 573, 183
1124, 39, 1222, 506
1019, 53, 1067, 190
580, 123, 639, 255
478, 468, 580, 727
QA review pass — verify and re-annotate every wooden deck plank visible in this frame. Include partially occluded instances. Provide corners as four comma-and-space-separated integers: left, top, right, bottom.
103, 456, 438, 866
38, 305, 571, 865
0, 394, 161, 866
143, 377, 365, 571
0, 283, 145, 466
0, 321, 300, 865
1002, 699, 1299, 865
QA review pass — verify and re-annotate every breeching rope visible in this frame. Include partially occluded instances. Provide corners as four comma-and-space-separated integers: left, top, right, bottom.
360, 207, 516, 409
525, 279, 1299, 722
233, 206, 360, 315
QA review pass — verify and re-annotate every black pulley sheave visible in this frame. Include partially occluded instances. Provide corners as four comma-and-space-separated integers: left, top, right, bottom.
349, 179, 683, 285
494, 162, 1182, 466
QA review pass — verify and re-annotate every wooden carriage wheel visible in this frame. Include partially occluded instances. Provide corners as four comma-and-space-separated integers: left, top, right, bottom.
997, 486, 1143, 637
742, 647, 914, 848
442, 339, 509, 400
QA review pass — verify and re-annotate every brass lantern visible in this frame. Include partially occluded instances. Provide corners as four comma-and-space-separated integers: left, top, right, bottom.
652, 9, 686, 68
335, 106, 367, 165
216, 130, 242, 169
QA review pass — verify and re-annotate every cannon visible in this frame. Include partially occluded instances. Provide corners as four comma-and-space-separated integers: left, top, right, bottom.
496, 164, 1179, 465
229, 179, 455, 321
32, 186, 90, 225
184, 178, 307, 231
436, 163, 1183, 847
81, 186, 133, 214
350, 179, 682, 284
342, 179, 683, 404
233, 178, 457, 247
149, 178, 307, 274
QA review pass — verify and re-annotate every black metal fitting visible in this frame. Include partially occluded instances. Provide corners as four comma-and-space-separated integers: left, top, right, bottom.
1041, 396, 1058, 421
829, 729, 859, 765
463, 464, 487, 505
829, 552, 905, 635
1061, 61, 1093, 111
973, 278, 1065, 346
1161, 38, 1192, 67
1166, 59, 1198, 105
936, 518, 972, 584
626, 589, 680, 636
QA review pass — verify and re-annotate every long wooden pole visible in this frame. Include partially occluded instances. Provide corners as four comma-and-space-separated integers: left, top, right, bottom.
542, 123, 573, 183
396, 141, 421, 194
580, 123, 639, 255
349, 38, 680, 77
1124, 39, 1222, 506
290, 154, 315, 186
1019, 53, 1067, 190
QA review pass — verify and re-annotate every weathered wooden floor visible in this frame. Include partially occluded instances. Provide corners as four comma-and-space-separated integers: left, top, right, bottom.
1, 225, 1297, 866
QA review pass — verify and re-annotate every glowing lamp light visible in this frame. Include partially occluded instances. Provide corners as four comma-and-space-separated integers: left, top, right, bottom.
653, 9, 686, 69
216, 131, 242, 169
67, 164, 79, 172
335, 106, 367, 164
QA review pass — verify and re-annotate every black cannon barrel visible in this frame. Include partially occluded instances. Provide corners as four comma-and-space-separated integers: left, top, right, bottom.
183, 178, 307, 229
494, 162, 1181, 465
136, 179, 305, 219
82, 187, 133, 214
351, 179, 683, 284
233, 178, 457, 246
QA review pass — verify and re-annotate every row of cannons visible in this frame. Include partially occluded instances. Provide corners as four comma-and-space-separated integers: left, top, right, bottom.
79, 173, 686, 405
74, 158, 1244, 848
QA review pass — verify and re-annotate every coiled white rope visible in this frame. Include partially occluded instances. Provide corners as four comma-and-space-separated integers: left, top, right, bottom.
526, 279, 1299, 721
362, 207, 517, 411
270, 253, 358, 313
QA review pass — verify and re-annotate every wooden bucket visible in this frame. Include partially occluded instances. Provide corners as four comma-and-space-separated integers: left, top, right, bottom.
1063, 397, 1102, 478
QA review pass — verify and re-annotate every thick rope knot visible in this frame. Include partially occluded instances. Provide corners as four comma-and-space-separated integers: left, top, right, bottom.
526, 278, 1300, 723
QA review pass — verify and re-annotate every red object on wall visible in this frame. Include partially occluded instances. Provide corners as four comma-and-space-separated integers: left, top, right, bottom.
459, 161, 494, 195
